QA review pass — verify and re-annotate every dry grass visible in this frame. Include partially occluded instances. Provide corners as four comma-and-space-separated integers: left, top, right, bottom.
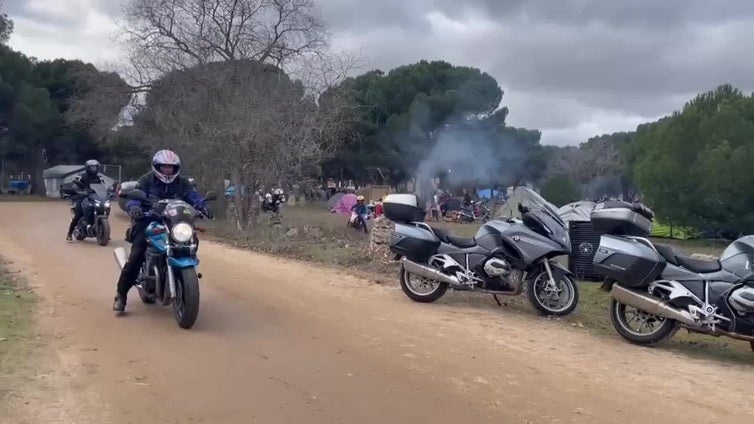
207, 203, 753, 364
0, 257, 38, 404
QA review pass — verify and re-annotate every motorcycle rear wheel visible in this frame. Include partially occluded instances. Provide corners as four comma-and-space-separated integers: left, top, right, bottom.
399, 265, 448, 303
609, 298, 678, 345
173, 268, 200, 329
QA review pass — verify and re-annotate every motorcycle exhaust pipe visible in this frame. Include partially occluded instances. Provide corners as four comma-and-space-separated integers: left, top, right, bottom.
401, 257, 459, 286
113, 247, 128, 271
612, 284, 698, 327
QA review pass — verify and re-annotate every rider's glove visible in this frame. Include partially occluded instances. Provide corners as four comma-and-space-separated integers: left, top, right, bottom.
127, 206, 143, 220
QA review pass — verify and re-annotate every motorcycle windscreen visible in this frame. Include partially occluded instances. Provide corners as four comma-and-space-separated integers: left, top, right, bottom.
523, 211, 569, 249
163, 201, 196, 226
89, 183, 109, 201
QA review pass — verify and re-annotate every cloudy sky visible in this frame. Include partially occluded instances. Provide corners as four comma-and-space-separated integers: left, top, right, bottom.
5, 0, 754, 146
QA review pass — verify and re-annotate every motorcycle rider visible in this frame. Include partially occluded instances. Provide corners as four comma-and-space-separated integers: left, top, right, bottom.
350, 195, 369, 233
66, 159, 105, 241
113, 150, 212, 313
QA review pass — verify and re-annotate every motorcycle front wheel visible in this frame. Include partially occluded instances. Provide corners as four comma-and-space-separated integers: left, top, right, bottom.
526, 271, 579, 316
173, 268, 200, 329
96, 218, 111, 246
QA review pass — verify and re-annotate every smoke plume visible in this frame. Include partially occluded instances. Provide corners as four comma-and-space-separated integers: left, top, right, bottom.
414, 122, 531, 199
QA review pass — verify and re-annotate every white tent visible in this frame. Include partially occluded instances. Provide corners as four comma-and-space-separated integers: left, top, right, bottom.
557, 201, 597, 228
493, 186, 558, 220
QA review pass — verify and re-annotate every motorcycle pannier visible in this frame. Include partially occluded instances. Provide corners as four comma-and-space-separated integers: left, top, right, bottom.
590, 201, 652, 237
592, 235, 666, 288
383, 194, 425, 223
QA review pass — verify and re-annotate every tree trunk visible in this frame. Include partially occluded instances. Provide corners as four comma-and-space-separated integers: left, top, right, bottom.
29, 143, 46, 196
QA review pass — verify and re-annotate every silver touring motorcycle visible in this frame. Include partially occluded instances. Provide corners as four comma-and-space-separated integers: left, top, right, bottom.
591, 201, 754, 351
385, 193, 579, 316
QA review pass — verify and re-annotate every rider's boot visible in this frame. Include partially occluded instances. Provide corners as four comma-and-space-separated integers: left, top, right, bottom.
112, 294, 126, 312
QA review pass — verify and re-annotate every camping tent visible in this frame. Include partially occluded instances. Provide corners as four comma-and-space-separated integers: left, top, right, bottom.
326, 192, 345, 209
332, 193, 357, 215
649, 220, 696, 240
43, 165, 115, 198
493, 187, 559, 220
558, 201, 597, 228
476, 188, 501, 201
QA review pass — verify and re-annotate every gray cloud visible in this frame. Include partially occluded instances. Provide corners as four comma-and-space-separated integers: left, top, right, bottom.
327, 0, 754, 145
6, 0, 754, 146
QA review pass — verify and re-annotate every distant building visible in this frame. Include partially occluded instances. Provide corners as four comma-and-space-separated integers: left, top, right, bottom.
43, 165, 115, 198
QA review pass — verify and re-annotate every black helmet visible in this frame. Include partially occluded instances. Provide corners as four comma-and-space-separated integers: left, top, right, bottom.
85, 159, 100, 177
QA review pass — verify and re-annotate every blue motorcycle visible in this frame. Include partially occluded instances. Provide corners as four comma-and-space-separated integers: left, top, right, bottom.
114, 189, 217, 329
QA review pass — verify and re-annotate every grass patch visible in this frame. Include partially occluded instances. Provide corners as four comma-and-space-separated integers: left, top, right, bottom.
0, 257, 37, 402
210, 203, 753, 363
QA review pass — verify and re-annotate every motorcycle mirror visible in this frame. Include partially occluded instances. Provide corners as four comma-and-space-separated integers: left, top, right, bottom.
204, 191, 218, 202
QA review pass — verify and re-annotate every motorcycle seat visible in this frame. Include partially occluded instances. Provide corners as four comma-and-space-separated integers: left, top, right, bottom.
431, 226, 477, 248
653, 243, 721, 273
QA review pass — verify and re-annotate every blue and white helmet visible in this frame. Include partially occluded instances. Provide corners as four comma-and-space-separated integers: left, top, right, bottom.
151, 149, 181, 184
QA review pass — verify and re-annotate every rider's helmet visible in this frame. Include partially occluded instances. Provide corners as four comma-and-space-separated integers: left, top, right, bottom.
84, 159, 100, 177
356, 195, 365, 203
151, 150, 181, 184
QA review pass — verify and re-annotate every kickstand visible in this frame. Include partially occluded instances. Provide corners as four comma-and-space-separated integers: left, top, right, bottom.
493, 294, 502, 307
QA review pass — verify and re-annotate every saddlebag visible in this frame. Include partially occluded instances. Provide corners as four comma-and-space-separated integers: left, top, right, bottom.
592, 235, 666, 288
590, 201, 653, 237
383, 194, 425, 223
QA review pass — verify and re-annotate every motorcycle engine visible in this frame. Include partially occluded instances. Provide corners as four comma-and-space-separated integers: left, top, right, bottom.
483, 258, 510, 277
729, 286, 754, 314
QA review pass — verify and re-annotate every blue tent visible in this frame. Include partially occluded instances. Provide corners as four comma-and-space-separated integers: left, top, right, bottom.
476, 188, 501, 200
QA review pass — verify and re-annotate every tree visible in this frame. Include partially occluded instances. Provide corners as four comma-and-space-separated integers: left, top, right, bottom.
130, 59, 358, 231
323, 60, 544, 188
632, 84, 754, 235
540, 174, 581, 207
544, 131, 632, 199
119, 0, 330, 87
0, 1, 13, 45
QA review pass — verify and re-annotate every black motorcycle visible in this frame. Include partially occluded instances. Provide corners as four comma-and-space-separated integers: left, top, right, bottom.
65, 183, 112, 246
591, 201, 754, 350
385, 193, 579, 316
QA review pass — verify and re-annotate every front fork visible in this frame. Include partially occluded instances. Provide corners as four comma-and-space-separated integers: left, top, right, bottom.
166, 265, 177, 300
542, 260, 558, 289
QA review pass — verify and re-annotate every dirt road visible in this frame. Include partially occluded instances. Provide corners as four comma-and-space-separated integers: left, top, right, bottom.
1, 202, 753, 423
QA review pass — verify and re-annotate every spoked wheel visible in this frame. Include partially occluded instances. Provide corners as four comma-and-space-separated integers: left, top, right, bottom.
526, 271, 579, 316
172, 268, 200, 329
399, 265, 448, 303
609, 298, 678, 345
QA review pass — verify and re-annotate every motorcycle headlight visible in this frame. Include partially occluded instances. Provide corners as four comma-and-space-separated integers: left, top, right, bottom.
104, 201, 110, 208
171, 222, 194, 243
